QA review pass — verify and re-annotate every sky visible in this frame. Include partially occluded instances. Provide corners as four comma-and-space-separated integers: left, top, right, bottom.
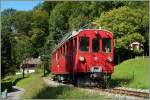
1, 0, 43, 11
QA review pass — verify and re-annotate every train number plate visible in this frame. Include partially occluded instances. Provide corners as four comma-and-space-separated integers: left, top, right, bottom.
90, 66, 102, 72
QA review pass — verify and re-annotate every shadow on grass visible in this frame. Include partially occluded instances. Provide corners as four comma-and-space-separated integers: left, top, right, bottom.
110, 78, 132, 88
13, 77, 28, 86
32, 86, 69, 99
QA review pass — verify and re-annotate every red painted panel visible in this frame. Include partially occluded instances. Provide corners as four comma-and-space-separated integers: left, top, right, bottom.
50, 29, 114, 76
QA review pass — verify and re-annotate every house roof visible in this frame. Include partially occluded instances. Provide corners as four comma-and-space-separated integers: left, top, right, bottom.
130, 42, 140, 45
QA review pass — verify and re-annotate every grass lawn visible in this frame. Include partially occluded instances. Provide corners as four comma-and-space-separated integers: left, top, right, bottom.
10, 57, 148, 99
16, 71, 105, 99
32, 85, 106, 99
112, 57, 149, 89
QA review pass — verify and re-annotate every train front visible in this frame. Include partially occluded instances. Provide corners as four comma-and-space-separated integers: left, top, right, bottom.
75, 29, 114, 87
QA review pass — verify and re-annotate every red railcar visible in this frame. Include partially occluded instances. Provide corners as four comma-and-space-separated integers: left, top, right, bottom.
50, 29, 114, 87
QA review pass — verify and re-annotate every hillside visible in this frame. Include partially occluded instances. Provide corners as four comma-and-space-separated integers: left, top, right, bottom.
112, 57, 149, 89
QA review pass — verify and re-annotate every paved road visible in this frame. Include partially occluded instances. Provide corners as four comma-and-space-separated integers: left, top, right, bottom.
3, 86, 25, 100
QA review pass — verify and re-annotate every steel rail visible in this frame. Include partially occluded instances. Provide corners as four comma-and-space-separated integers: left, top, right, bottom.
104, 88, 149, 98
47, 77, 149, 99
90, 87, 150, 99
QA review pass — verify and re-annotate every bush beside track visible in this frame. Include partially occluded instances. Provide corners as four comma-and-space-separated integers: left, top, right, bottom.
112, 57, 149, 89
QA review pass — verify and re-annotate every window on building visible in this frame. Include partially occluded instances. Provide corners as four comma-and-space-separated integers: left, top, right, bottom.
102, 38, 111, 53
92, 38, 99, 52
79, 37, 89, 51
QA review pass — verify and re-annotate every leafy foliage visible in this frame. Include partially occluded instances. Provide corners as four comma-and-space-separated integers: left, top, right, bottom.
95, 6, 148, 51
1, 8, 17, 78
13, 35, 32, 66
1, 1, 149, 78
15, 11, 32, 35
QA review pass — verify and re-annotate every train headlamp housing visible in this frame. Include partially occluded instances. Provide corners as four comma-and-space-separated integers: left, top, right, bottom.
107, 57, 112, 62
79, 56, 84, 62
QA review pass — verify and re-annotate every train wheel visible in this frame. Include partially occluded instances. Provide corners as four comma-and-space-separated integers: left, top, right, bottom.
52, 76, 56, 81
76, 76, 92, 87
74, 76, 85, 87
76, 78, 80, 87
75, 77, 81, 87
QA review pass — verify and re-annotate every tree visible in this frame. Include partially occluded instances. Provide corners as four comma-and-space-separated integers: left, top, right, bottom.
41, 1, 60, 15
1, 8, 17, 78
94, 5, 148, 63
95, 6, 148, 49
32, 9, 49, 32
15, 11, 32, 36
49, 2, 71, 44
13, 35, 32, 65
30, 9, 49, 57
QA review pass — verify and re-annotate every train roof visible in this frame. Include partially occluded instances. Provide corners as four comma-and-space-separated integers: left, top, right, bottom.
52, 29, 113, 53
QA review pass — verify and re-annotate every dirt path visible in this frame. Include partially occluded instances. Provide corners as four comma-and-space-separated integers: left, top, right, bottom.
5, 86, 25, 100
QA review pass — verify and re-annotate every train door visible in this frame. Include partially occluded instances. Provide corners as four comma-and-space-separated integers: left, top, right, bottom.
90, 31, 102, 71
77, 32, 91, 73
70, 39, 74, 72
66, 39, 74, 73
72, 37, 77, 70
101, 37, 114, 73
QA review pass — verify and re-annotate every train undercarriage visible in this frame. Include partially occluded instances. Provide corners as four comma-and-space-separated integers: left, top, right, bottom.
52, 72, 111, 88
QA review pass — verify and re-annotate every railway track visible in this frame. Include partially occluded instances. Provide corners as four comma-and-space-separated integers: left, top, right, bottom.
84, 86, 149, 99
103, 88, 149, 99
44, 77, 149, 99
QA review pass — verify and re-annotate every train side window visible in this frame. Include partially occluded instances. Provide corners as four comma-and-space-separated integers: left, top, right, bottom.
102, 38, 111, 53
63, 45, 65, 55
74, 38, 77, 52
56, 52, 58, 61
62, 46, 63, 56
67, 43, 69, 52
61, 47, 62, 55
57, 50, 59, 59
92, 38, 99, 52
65, 44, 67, 55
70, 39, 73, 53
79, 37, 89, 51
60, 48, 61, 56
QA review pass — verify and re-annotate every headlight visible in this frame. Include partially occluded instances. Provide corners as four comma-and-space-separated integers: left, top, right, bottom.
79, 56, 84, 61
107, 57, 112, 62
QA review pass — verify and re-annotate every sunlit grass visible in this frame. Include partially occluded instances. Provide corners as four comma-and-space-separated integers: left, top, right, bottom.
16, 71, 105, 99
32, 85, 105, 99
15, 57, 149, 99
112, 57, 149, 89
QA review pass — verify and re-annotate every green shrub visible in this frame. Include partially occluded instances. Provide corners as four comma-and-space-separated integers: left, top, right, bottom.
1, 81, 13, 92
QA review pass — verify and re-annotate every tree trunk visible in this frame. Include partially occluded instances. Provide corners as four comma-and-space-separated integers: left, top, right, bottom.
118, 54, 120, 64
22, 67, 25, 78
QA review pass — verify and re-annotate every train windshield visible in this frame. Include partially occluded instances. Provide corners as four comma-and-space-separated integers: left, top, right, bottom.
80, 37, 89, 51
92, 38, 99, 52
102, 38, 111, 53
